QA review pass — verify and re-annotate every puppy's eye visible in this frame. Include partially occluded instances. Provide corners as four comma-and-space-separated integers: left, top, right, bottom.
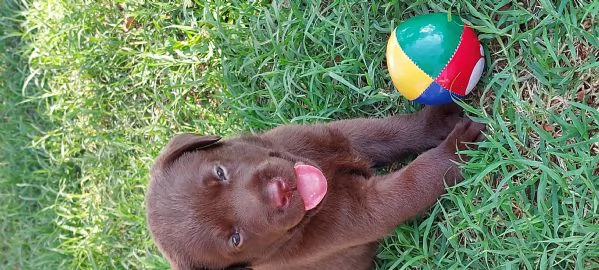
215, 166, 227, 181
230, 231, 242, 248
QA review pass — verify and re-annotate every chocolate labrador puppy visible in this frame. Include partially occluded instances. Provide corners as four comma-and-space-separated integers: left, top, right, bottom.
146, 104, 485, 270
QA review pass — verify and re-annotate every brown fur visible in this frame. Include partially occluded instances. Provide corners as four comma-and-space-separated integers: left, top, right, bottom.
146, 104, 485, 270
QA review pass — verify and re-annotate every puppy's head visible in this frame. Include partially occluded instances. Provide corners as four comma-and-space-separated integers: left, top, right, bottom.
146, 134, 327, 269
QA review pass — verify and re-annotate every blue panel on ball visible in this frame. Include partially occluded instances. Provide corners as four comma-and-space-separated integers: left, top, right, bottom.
412, 81, 461, 105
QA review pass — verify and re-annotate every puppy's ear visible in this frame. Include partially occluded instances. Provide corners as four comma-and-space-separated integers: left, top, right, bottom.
154, 133, 221, 170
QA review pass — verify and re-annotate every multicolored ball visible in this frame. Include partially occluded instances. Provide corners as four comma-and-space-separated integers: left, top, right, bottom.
386, 13, 485, 105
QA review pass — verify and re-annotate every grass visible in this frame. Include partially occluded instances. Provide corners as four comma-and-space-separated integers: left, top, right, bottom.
0, 0, 597, 269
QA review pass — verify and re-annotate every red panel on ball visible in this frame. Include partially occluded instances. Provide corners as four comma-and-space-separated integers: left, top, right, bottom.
435, 26, 482, 96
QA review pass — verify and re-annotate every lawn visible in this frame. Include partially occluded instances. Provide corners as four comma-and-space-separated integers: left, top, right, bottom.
1, 0, 597, 269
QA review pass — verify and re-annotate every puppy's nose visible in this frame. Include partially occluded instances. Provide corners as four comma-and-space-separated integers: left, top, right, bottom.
266, 178, 291, 208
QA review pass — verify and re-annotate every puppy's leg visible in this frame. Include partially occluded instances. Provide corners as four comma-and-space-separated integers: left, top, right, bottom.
326, 104, 464, 165
363, 119, 485, 235
303, 119, 485, 251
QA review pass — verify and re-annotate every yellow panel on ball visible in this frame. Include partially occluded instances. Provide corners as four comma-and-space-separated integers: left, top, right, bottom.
385, 30, 433, 100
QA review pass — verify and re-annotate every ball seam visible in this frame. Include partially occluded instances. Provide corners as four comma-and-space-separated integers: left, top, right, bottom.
436, 25, 466, 81
395, 43, 435, 83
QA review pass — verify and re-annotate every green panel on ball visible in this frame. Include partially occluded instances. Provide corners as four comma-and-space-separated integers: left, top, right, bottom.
395, 13, 464, 77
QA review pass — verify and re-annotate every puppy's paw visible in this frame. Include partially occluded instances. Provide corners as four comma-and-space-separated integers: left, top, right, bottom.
420, 103, 465, 144
440, 119, 486, 156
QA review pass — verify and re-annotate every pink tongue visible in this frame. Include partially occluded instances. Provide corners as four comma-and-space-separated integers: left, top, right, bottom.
294, 164, 327, 211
